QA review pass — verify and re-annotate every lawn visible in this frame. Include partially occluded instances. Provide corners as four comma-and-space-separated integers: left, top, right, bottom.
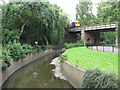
115, 46, 120, 48
64, 47, 119, 76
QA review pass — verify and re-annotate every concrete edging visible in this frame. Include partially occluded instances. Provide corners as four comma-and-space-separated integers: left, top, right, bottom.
61, 61, 86, 88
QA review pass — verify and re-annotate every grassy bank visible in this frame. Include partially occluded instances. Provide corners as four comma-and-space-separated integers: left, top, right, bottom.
64, 47, 118, 76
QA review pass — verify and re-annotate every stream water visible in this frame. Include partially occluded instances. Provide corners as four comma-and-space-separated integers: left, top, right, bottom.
2, 54, 74, 88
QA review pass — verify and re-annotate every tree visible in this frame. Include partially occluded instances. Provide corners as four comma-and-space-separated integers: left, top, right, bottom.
2, 2, 69, 45
97, 2, 118, 23
76, 1, 99, 26
97, 1, 119, 45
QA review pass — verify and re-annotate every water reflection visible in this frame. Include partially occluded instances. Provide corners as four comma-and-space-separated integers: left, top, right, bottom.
2, 54, 74, 88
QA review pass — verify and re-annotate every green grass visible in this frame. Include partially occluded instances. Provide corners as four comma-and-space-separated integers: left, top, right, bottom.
115, 46, 120, 48
64, 47, 119, 76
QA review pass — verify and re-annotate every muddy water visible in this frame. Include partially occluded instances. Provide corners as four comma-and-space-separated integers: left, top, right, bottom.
2, 54, 74, 88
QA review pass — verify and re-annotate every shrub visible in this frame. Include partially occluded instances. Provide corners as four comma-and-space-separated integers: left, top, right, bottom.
1, 47, 12, 69
64, 41, 84, 49
51, 45, 64, 50
6, 41, 26, 60
82, 69, 118, 88
22, 44, 32, 54
2, 29, 19, 45
59, 54, 68, 63
86, 42, 95, 46
42, 45, 54, 50
64, 43, 74, 49
33, 45, 43, 53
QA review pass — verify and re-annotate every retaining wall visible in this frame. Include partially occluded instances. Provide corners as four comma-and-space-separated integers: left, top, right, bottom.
0, 49, 58, 88
61, 61, 86, 88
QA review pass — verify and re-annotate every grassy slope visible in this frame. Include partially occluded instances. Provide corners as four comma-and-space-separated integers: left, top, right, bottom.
64, 47, 119, 76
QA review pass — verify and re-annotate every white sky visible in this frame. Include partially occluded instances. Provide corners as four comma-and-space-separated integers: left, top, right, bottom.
49, 0, 101, 21
0, 0, 101, 20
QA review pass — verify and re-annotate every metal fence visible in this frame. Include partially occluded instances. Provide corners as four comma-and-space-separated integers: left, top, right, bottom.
87, 45, 119, 53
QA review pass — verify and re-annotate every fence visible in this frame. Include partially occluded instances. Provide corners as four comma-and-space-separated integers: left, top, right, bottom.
87, 45, 119, 53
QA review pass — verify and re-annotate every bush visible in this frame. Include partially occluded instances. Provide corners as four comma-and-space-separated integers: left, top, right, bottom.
6, 41, 26, 60
1, 43, 33, 69
85, 42, 95, 46
82, 69, 118, 88
33, 45, 43, 53
1, 47, 12, 69
59, 54, 68, 63
64, 43, 74, 49
2, 29, 19, 45
51, 45, 64, 50
22, 44, 33, 54
64, 41, 84, 49
42, 45, 54, 50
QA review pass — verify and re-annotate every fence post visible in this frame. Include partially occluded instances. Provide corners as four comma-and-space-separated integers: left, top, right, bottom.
96, 46, 98, 51
112, 46, 114, 53
103, 46, 104, 52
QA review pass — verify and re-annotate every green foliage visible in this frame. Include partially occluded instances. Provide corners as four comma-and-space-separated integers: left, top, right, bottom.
1, 47, 12, 69
2, 29, 19, 45
5, 41, 26, 60
76, 1, 99, 26
59, 54, 68, 63
2, 2, 69, 45
64, 40, 84, 49
32, 45, 43, 53
85, 42, 95, 46
100, 32, 116, 45
82, 69, 118, 88
42, 45, 54, 50
97, 2, 118, 23
65, 47, 118, 75
51, 45, 64, 50
22, 44, 32, 54
97, 2, 118, 45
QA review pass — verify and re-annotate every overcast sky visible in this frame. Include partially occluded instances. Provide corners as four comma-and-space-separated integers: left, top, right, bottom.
0, 0, 101, 20
49, 0, 101, 21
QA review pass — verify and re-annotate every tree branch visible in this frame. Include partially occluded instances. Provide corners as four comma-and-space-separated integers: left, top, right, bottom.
19, 21, 28, 39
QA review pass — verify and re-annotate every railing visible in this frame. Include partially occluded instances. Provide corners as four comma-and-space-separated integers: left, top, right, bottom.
87, 45, 119, 53
79, 22, 118, 29
69, 22, 118, 31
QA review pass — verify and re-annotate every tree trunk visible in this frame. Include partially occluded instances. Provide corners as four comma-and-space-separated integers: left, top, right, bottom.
44, 36, 49, 45
19, 21, 28, 39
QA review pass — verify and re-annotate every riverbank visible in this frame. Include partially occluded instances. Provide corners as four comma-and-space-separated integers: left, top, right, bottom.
1, 49, 66, 88
50, 55, 85, 88
64, 47, 118, 76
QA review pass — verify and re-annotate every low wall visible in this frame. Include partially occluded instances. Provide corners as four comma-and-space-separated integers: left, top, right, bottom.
0, 49, 60, 88
61, 61, 86, 88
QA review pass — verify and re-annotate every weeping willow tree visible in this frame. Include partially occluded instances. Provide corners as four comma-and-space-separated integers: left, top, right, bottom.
2, 2, 69, 45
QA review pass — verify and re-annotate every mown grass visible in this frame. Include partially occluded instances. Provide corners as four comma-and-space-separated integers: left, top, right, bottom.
64, 47, 119, 76
115, 46, 120, 48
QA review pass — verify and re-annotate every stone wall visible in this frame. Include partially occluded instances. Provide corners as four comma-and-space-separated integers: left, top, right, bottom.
61, 61, 85, 88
